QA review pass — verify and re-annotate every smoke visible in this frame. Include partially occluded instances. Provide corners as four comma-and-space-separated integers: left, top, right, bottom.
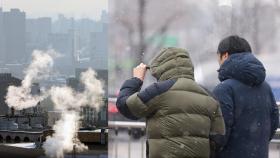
5, 50, 58, 110
5, 50, 104, 158
43, 68, 104, 158
80, 69, 104, 109
49, 69, 104, 111
43, 111, 87, 158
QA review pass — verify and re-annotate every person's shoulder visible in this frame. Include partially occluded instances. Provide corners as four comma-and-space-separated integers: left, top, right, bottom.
259, 81, 274, 94
215, 79, 234, 88
213, 79, 235, 96
261, 81, 272, 88
138, 79, 177, 103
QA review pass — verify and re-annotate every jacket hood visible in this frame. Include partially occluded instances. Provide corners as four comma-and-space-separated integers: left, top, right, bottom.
149, 47, 194, 81
218, 52, 266, 86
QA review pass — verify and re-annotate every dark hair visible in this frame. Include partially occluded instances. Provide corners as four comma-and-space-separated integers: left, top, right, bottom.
217, 35, 252, 55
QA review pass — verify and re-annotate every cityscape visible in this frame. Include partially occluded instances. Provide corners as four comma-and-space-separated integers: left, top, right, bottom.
0, 6, 108, 158
0, 7, 108, 76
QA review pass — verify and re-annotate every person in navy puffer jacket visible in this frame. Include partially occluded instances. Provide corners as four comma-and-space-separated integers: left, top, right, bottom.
213, 35, 279, 158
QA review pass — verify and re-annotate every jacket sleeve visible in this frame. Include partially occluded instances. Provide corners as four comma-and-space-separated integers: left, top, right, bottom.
198, 86, 225, 140
116, 77, 143, 120
269, 89, 279, 140
117, 77, 176, 119
213, 83, 235, 148
209, 101, 226, 147
209, 99, 226, 158
125, 79, 176, 118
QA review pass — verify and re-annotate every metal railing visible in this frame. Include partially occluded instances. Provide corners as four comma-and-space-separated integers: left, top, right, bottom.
109, 121, 146, 129
108, 99, 280, 158
108, 121, 146, 158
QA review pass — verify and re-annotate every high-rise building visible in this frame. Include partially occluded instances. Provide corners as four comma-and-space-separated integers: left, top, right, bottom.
52, 14, 73, 34
26, 17, 52, 57
48, 32, 74, 74
101, 10, 109, 23
1, 9, 26, 63
0, 8, 4, 65
89, 23, 108, 69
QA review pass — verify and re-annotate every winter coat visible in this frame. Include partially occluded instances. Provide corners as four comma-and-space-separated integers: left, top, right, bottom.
117, 47, 225, 158
213, 52, 279, 158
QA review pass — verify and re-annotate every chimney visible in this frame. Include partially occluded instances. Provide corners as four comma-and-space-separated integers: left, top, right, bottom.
11, 107, 15, 116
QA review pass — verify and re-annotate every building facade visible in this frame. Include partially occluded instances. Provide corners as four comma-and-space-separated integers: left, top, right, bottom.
0, 9, 26, 64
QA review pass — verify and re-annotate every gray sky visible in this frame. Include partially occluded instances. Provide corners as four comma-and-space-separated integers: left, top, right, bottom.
1, 0, 108, 20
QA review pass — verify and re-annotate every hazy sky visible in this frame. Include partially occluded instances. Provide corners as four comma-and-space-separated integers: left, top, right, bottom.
1, 0, 108, 20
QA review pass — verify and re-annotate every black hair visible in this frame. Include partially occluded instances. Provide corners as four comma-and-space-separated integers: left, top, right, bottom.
217, 35, 252, 56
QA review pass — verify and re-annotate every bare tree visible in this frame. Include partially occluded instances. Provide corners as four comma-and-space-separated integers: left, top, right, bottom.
137, 0, 146, 62
109, 0, 187, 94
111, 0, 186, 65
252, 0, 260, 54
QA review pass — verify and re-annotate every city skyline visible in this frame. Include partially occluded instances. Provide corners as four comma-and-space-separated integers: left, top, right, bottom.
0, 7, 108, 79
0, 0, 108, 20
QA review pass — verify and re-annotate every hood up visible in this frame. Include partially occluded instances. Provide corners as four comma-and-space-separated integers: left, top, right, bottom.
149, 47, 194, 81
218, 52, 266, 86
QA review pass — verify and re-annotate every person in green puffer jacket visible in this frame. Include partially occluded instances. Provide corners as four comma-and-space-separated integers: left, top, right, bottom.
116, 47, 225, 158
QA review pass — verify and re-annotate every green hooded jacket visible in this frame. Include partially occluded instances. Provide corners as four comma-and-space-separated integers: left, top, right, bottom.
120, 47, 225, 158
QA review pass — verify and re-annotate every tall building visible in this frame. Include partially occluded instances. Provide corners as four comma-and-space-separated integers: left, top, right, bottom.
101, 10, 109, 23
89, 23, 108, 69
0, 8, 5, 65
26, 17, 52, 57
52, 14, 73, 34
2, 9, 26, 63
48, 32, 74, 74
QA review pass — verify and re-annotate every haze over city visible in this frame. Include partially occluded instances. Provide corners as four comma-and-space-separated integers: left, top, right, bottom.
0, 0, 108, 20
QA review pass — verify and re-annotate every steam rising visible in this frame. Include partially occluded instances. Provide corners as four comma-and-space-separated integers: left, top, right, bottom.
5, 50, 57, 110
49, 69, 104, 111
44, 68, 104, 158
5, 50, 104, 158
43, 112, 87, 158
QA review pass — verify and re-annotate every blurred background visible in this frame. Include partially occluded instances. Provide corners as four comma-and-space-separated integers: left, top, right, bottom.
108, 0, 280, 158
109, 0, 280, 93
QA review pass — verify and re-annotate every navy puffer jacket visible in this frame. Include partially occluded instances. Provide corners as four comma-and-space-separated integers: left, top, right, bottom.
213, 52, 279, 158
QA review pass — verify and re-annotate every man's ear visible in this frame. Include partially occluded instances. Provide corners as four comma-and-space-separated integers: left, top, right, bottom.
223, 52, 229, 60
225, 52, 229, 58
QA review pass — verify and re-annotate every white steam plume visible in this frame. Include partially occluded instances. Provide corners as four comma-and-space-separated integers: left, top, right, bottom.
48, 69, 104, 111
5, 49, 104, 158
43, 111, 87, 158
5, 50, 58, 110
43, 68, 104, 158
